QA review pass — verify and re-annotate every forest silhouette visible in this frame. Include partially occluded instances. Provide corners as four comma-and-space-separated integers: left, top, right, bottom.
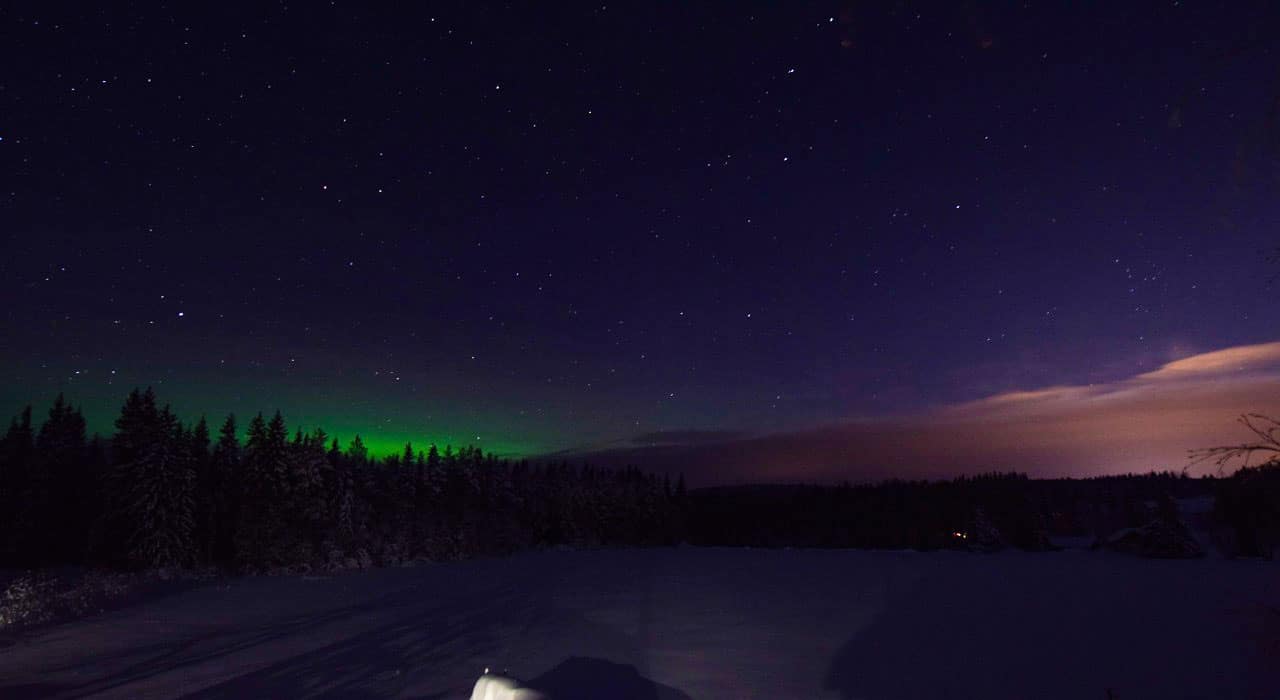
2, 389, 1277, 573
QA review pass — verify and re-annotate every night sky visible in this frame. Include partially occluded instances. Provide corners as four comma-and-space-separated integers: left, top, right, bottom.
4, 3, 1279, 481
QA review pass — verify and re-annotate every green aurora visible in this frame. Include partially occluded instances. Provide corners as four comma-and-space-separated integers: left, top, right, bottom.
1, 328, 722, 461
1, 369, 552, 459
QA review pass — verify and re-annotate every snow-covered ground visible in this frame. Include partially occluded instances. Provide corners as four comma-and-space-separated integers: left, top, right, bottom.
0, 547, 1276, 699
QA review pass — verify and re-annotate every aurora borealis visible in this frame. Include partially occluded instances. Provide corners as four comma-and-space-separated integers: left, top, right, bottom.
3, 3, 1280, 477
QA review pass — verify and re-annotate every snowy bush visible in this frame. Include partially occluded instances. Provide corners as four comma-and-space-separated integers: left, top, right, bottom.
0, 570, 155, 632
0, 574, 56, 628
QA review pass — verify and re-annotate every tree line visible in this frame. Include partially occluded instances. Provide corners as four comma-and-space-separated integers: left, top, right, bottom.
0, 389, 687, 572
688, 471, 1226, 553
4, 389, 1276, 571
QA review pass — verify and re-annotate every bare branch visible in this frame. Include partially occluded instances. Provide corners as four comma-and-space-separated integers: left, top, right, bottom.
1189, 413, 1280, 475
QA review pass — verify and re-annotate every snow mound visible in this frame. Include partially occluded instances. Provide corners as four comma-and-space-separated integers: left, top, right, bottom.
470, 672, 545, 700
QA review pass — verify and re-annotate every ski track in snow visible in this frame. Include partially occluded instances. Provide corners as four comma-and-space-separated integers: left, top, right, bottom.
0, 548, 1277, 699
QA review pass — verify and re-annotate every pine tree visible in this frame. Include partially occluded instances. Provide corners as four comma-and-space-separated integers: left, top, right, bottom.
210, 414, 240, 565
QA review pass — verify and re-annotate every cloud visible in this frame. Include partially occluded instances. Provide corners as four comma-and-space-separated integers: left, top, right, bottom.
943, 340, 1280, 419
561, 341, 1280, 486
1136, 341, 1280, 381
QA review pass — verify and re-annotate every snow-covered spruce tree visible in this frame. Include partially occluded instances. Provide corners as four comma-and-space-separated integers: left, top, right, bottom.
188, 416, 213, 565
113, 395, 196, 569
318, 437, 358, 567
0, 407, 35, 564
483, 455, 528, 554
15, 398, 64, 562
101, 389, 155, 565
362, 443, 414, 563
209, 414, 241, 567
356, 449, 408, 565
344, 435, 377, 565
235, 412, 295, 569
236, 417, 331, 570
425, 444, 444, 500
286, 428, 328, 558
233, 412, 268, 567
32, 394, 92, 563
412, 443, 449, 558
373, 443, 417, 563
263, 412, 291, 492
409, 448, 429, 556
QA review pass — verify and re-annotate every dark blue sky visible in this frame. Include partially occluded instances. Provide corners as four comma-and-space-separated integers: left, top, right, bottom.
3, 2, 1279, 468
